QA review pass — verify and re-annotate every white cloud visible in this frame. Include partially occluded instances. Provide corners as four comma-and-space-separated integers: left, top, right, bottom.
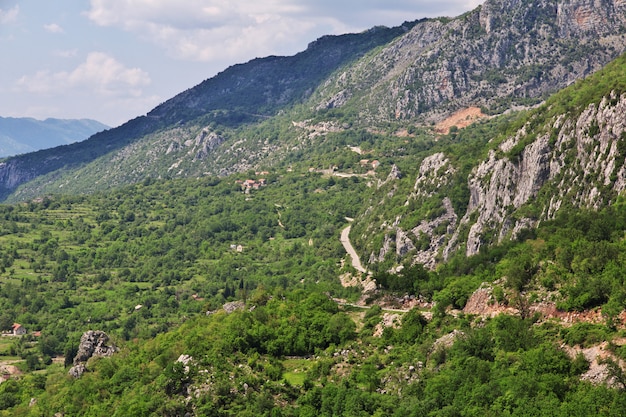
16, 52, 151, 96
84, 0, 482, 63
85, 1, 343, 62
44, 23, 65, 34
0, 5, 19, 24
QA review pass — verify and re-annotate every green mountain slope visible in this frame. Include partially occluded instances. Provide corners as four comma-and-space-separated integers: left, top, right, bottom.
0, 174, 625, 415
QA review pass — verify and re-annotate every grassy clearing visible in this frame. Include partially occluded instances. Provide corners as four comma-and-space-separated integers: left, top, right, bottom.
282, 358, 312, 386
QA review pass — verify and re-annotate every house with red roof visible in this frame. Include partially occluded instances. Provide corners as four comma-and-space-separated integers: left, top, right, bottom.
12, 323, 26, 336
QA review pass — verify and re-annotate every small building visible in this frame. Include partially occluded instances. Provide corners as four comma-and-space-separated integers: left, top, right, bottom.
12, 323, 26, 336
238, 179, 268, 192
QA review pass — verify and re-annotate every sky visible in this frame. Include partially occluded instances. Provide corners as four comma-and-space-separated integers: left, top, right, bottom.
0, 0, 483, 128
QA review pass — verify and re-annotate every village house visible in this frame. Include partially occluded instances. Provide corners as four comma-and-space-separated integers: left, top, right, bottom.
236, 178, 268, 192
359, 159, 380, 169
12, 323, 26, 336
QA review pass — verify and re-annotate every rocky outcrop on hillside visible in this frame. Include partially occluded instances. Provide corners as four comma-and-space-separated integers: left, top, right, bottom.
363, 89, 626, 268
412, 153, 456, 198
452, 91, 626, 256
314, 0, 626, 123
68, 330, 117, 378
0, 160, 36, 191
366, 153, 460, 269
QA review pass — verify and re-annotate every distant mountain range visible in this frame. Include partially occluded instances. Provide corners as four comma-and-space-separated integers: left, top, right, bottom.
0, 117, 109, 157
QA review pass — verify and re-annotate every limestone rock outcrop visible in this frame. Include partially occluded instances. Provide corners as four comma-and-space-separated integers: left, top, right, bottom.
454, 92, 626, 256
68, 330, 117, 378
361, 90, 626, 269
316, 0, 626, 123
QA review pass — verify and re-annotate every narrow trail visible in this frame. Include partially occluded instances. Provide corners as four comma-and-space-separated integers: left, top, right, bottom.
340, 225, 367, 274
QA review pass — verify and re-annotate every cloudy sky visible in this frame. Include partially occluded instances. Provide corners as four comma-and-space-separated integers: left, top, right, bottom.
0, 0, 483, 127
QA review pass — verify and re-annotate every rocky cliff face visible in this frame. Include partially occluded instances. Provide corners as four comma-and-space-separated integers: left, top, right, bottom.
314, 0, 626, 123
364, 154, 461, 270
456, 91, 626, 256
363, 88, 626, 269
0, 160, 35, 190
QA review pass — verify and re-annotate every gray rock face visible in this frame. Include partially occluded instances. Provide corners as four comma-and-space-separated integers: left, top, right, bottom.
387, 164, 402, 181
364, 90, 626, 269
413, 153, 455, 198
68, 364, 86, 379
222, 301, 245, 314
454, 92, 626, 256
192, 128, 225, 161
0, 161, 35, 190
367, 154, 459, 270
68, 330, 117, 378
73, 330, 117, 364
315, 0, 626, 122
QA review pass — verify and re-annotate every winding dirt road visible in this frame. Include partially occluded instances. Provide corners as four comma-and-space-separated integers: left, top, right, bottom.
340, 225, 367, 274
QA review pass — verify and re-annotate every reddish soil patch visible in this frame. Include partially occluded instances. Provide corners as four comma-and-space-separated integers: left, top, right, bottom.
435, 107, 488, 134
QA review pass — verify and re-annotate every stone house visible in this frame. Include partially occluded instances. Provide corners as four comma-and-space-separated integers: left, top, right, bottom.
12, 323, 26, 336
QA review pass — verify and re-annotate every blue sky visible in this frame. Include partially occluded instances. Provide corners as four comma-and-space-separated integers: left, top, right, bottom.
0, 0, 482, 127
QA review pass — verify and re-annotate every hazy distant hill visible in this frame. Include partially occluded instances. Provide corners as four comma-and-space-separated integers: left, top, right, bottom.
0, 117, 109, 157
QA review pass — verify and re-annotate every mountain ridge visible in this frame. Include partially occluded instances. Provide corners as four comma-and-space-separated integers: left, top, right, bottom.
1, 0, 625, 205
0, 22, 416, 201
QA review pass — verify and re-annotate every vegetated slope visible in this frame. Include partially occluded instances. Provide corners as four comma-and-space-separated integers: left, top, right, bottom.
2, 0, 626, 202
0, 117, 108, 157
3, 65, 626, 415
352, 51, 626, 273
1, 164, 626, 415
0, 24, 413, 202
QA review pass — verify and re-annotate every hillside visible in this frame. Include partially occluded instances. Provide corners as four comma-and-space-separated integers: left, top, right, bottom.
0, 126, 626, 414
0, 117, 108, 158
0, 46, 622, 415
1, 1, 626, 414
352, 51, 626, 272
1, 0, 625, 201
